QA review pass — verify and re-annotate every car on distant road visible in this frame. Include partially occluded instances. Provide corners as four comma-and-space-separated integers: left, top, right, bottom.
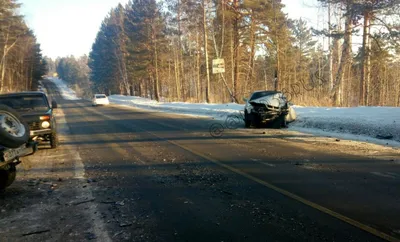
92, 94, 109, 106
243, 91, 296, 128
0, 92, 59, 149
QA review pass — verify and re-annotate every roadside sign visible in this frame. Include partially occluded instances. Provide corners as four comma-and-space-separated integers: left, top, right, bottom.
212, 59, 225, 74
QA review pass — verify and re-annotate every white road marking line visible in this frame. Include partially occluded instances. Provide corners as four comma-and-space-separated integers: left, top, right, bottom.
387, 172, 398, 177
261, 162, 276, 167
251, 158, 276, 167
57, 104, 112, 242
370, 172, 396, 179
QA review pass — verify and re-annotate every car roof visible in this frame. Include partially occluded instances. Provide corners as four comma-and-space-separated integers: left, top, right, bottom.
0, 91, 47, 97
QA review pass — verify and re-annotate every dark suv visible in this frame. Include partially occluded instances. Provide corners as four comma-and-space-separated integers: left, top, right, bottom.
0, 92, 59, 149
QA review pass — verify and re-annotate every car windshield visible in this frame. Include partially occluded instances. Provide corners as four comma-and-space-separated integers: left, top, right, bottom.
250, 91, 282, 101
0, 95, 49, 112
95, 95, 107, 99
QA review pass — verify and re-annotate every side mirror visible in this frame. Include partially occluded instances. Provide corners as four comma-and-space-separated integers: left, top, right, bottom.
243, 97, 248, 102
51, 100, 58, 109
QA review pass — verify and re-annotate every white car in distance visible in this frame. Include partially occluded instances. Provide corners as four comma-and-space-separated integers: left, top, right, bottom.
92, 94, 109, 106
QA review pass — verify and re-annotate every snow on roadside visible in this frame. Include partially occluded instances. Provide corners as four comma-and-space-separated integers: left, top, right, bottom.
108, 95, 243, 119
109, 95, 400, 145
291, 106, 400, 143
47, 77, 400, 145
50, 77, 81, 100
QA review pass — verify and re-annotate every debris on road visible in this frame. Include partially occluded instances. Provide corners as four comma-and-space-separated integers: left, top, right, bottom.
72, 198, 95, 206
119, 222, 132, 227
22, 228, 51, 236
115, 200, 125, 206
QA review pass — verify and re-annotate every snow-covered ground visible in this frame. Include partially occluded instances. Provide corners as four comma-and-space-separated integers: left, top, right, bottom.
51, 77, 81, 100
109, 95, 400, 145
293, 106, 400, 144
108, 95, 243, 119
50, 78, 400, 146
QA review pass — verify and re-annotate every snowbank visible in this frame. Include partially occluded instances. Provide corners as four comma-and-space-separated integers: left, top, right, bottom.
291, 106, 400, 143
50, 78, 81, 100
48, 77, 400, 144
108, 95, 243, 119
109, 95, 400, 143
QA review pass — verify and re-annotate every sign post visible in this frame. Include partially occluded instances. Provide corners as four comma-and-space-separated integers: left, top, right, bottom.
212, 59, 225, 74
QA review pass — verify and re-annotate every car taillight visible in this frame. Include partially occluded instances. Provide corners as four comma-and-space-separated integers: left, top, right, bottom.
40, 116, 50, 121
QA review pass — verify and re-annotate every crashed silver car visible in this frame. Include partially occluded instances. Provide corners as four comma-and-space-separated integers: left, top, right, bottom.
243, 91, 296, 128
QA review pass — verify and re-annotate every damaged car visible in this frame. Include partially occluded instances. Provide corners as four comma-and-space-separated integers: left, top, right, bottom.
243, 91, 296, 128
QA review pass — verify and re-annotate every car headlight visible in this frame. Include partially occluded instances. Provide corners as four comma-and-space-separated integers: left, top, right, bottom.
41, 121, 50, 129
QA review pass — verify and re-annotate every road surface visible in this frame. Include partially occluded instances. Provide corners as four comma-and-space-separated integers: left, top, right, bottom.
1, 80, 399, 242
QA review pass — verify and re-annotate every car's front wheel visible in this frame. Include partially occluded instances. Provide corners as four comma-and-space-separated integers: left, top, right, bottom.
244, 112, 251, 128
50, 131, 58, 149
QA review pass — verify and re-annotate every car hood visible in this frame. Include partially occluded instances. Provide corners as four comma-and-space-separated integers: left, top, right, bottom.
249, 93, 286, 108
20, 110, 52, 123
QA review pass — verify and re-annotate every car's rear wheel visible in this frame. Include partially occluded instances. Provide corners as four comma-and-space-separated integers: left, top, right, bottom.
50, 131, 58, 149
0, 165, 16, 190
0, 104, 30, 148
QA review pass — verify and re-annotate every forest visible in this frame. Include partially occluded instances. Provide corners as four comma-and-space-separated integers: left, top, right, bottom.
53, 0, 400, 107
0, 0, 47, 93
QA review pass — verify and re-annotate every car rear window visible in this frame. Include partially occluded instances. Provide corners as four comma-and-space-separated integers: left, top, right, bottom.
95, 95, 107, 99
0, 95, 49, 111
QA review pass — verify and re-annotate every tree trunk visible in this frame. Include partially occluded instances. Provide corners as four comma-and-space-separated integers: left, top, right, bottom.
232, 0, 239, 100
273, 1, 280, 91
360, 9, 371, 106
245, 12, 256, 93
328, 3, 334, 91
331, 2, 353, 106
174, 46, 181, 100
153, 34, 160, 101
274, 43, 280, 91
177, 0, 185, 101
196, 32, 201, 102
203, 0, 211, 103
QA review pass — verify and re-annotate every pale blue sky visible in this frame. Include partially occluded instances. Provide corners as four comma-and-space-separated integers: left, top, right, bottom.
19, 0, 319, 59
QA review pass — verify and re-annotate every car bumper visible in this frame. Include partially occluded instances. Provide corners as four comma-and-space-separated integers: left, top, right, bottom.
1, 141, 38, 165
30, 129, 52, 137
251, 110, 288, 122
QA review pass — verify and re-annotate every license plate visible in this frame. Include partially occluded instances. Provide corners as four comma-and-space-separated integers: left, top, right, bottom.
3, 146, 29, 162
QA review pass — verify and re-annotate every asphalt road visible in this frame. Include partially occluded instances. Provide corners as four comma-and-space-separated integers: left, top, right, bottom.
1, 81, 400, 242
